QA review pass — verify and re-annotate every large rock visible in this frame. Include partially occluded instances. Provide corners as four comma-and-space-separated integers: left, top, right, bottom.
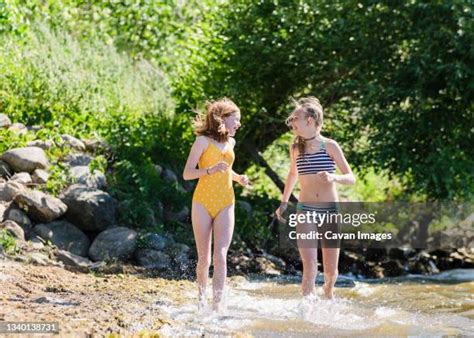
70, 166, 89, 178
166, 242, 191, 257
8, 123, 27, 135
26, 125, 43, 133
56, 249, 93, 271
84, 170, 106, 190
166, 242, 191, 270
1, 147, 49, 173
32, 169, 49, 184
60, 184, 117, 232
61, 134, 86, 152
10, 172, 32, 185
0, 181, 26, 202
82, 138, 108, 153
142, 233, 168, 251
134, 249, 171, 269
82, 139, 99, 152
88, 227, 137, 262
0, 160, 12, 178
0, 114, 11, 128
0, 220, 25, 241
27, 252, 53, 266
27, 139, 54, 150
64, 153, 92, 167
0, 202, 6, 221
70, 166, 106, 190
29, 235, 45, 250
164, 206, 189, 223
254, 256, 282, 275
3, 202, 32, 235
15, 190, 67, 223
261, 252, 287, 270
33, 220, 90, 257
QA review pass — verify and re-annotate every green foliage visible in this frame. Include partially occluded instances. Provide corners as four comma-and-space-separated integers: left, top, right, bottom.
45, 162, 72, 196
0, 0, 212, 74
1, 0, 470, 255
235, 197, 275, 248
0, 128, 31, 154
175, 0, 474, 200
89, 155, 107, 174
0, 22, 191, 228
0, 23, 173, 132
108, 156, 189, 230
338, 168, 405, 202
0, 229, 18, 254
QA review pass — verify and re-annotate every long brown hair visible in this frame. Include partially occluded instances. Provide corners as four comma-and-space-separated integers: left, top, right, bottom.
193, 98, 240, 143
286, 96, 324, 155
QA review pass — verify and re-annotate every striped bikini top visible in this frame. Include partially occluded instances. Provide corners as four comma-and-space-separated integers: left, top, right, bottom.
296, 139, 336, 175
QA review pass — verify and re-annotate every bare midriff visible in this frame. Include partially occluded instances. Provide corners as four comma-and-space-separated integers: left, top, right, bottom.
298, 174, 339, 203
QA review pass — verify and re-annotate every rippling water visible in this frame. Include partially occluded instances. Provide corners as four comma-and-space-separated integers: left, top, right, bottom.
158, 269, 474, 337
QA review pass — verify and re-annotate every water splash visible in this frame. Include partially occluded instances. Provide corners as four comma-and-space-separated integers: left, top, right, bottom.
156, 270, 474, 336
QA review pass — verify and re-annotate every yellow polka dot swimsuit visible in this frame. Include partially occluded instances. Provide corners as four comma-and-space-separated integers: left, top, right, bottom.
193, 138, 235, 219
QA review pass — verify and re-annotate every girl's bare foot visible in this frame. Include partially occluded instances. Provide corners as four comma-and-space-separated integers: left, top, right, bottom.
198, 287, 208, 310
212, 291, 225, 312
322, 282, 334, 299
198, 296, 208, 310
212, 300, 222, 312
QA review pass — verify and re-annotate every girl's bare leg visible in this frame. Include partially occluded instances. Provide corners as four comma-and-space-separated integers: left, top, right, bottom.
321, 248, 340, 299
298, 247, 318, 296
192, 202, 213, 308
211, 204, 235, 311
297, 217, 319, 297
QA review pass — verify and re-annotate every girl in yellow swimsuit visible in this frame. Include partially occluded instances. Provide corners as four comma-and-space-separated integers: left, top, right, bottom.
183, 98, 250, 312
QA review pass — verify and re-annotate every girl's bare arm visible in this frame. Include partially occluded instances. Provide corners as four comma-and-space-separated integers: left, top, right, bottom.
183, 137, 212, 180
326, 141, 356, 185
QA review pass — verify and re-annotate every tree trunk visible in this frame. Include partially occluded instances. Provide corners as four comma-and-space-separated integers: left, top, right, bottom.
243, 139, 298, 203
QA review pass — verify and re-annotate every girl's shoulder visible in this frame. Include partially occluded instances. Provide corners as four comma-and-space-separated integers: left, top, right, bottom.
321, 137, 341, 156
321, 135, 337, 144
196, 135, 209, 142
195, 135, 210, 148
229, 137, 236, 148
321, 136, 337, 146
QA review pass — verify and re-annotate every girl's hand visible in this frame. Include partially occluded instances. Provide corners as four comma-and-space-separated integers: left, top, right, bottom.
238, 175, 251, 187
209, 161, 229, 174
275, 202, 288, 222
317, 171, 336, 183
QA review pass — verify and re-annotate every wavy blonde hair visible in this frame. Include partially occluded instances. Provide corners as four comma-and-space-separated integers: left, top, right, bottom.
193, 98, 240, 143
285, 96, 324, 155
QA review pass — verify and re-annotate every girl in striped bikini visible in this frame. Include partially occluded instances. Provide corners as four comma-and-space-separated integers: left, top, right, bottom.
275, 97, 356, 299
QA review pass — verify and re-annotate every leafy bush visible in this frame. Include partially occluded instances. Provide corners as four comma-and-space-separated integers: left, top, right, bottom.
0, 23, 193, 229
0, 230, 18, 254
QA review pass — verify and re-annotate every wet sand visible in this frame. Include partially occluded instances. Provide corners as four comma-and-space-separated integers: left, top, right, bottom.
0, 260, 189, 336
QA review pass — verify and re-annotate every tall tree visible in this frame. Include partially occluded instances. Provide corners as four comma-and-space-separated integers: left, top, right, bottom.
176, 0, 474, 200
